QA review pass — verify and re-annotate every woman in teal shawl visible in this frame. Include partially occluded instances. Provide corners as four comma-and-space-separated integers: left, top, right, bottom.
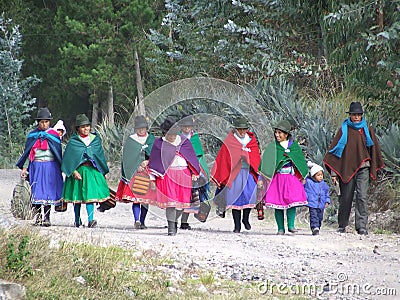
61, 114, 110, 228
258, 120, 308, 235
115, 115, 155, 229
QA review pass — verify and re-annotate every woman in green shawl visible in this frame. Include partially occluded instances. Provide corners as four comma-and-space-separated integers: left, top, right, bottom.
258, 120, 308, 235
61, 114, 110, 228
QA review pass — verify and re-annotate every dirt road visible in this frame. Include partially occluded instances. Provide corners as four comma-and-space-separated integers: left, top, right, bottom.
1, 169, 399, 299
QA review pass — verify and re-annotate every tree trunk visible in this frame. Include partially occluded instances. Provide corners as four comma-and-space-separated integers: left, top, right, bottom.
378, 0, 384, 31
92, 98, 99, 128
107, 83, 114, 127
134, 50, 145, 116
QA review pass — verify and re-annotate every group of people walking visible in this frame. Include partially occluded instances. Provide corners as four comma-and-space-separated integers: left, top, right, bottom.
16, 101, 384, 236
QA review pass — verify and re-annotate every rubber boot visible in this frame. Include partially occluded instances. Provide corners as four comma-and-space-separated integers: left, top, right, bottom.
242, 208, 251, 230
180, 212, 191, 230
166, 208, 176, 236
42, 205, 51, 227
232, 209, 241, 233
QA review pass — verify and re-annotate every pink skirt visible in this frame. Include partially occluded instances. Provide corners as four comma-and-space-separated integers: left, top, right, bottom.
154, 166, 192, 209
264, 173, 307, 209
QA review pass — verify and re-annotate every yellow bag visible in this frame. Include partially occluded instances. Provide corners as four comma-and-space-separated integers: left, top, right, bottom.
131, 173, 151, 195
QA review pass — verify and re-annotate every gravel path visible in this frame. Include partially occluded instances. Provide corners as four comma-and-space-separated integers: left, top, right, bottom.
1, 169, 399, 299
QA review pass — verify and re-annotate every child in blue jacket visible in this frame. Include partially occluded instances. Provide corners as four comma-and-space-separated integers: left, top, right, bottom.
305, 162, 330, 235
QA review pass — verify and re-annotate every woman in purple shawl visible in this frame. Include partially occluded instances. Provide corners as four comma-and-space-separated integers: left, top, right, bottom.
148, 117, 200, 236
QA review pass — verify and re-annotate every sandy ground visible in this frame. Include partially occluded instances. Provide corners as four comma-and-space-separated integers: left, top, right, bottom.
1, 169, 400, 299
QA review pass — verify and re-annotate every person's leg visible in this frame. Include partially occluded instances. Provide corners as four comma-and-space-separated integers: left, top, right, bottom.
318, 208, 324, 229
338, 177, 356, 231
286, 207, 297, 232
180, 212, 191, 230
232, 209, 241, 233
132, 203, 140, 222
175, 209, 183, 232
86, 203, 97, 228
354, 168, 369, 234
274, 209, 285, 234
166, 207, 176, 236
309, 207, 319, 230
242, 208, 251, 230
139, 204, 148, 228
43, 205, 51, 226
74, 204, 82, 227
33, 204, 42, 226
132, 203, 141, 228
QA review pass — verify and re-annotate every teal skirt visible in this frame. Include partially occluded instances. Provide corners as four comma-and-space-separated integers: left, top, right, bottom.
62, 165, 109, 203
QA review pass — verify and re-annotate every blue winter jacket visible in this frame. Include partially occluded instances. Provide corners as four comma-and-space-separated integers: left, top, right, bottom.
304, 177, 330, 209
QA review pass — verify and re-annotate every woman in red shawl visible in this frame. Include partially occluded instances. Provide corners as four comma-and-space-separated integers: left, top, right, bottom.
211, 116, 261, 233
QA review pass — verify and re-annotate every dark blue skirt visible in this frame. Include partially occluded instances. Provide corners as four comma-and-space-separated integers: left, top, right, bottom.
28, 161, 63, 205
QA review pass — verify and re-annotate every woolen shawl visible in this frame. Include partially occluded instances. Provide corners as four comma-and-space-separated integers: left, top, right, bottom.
148, 137, 200, 177
258, 140, 308, 180
211, 131, 260, 188
61, 133, 109, 177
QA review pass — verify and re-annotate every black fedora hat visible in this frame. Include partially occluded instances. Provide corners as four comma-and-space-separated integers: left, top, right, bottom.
233, 116, 249, 129
160, 116, 178, 134
346, 102, 364, 114
35, 107, 53, 120
274, 119, 291, 133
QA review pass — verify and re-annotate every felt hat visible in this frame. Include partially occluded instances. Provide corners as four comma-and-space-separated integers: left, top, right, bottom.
179, 115, 195, 127
75, 114, 90, 127
346, 102, 364, 114
35, 107, 53, 120
233, 116, 249, 129
53, 120, 67, 137
160, 116, 178, 134
307, 161, 324, 177
274, 119, 291, 133
134, 115, 148, 129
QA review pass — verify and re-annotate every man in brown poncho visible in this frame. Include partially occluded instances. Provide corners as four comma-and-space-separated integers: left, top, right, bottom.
323, 102, 384, 235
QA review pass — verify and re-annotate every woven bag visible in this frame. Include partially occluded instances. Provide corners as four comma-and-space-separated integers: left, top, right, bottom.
131, 173, 151, 195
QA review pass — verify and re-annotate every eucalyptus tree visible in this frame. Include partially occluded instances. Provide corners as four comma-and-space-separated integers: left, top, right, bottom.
0, 15, 40, 166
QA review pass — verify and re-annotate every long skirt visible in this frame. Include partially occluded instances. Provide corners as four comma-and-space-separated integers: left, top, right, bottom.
28, 160, 63, 205
264, 173, 307, 209
223, 168, 257, 210
115, 171, 156, 204
62, 165, 109, 204
154, 166, 192, 209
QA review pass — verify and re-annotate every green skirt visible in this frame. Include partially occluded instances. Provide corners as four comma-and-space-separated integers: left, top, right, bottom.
62, 165, 109, 203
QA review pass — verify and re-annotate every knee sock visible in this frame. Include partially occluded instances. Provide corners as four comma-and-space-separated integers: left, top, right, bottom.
274, 209, 285, 232
140, 204, 148, 225
86, 203, 94, 222
43, 205, 51, 221
74, 204, 82, 225
132, 203, 140, 222
286, 207, 296, 229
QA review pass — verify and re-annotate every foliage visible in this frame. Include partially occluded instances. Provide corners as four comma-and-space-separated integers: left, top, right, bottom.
377, 123, 400, 180
0, 227, 264, 299
322, 0, 400, 125
0, 14, 39, 167
6, 235, 33, 278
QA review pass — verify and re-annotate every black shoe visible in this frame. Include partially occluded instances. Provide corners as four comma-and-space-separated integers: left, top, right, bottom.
180, 223, 192, 230
337, 227, 346, 233
140, 224, 147, 229
242, 221, 251, 230
233, 229, 240, 233
357, 229, 368, 235
277, 230, 285, 235
288, 228, 298, 233
42, 220, 51, 227
312, 228, 320, 235
88, 220, 97, 228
